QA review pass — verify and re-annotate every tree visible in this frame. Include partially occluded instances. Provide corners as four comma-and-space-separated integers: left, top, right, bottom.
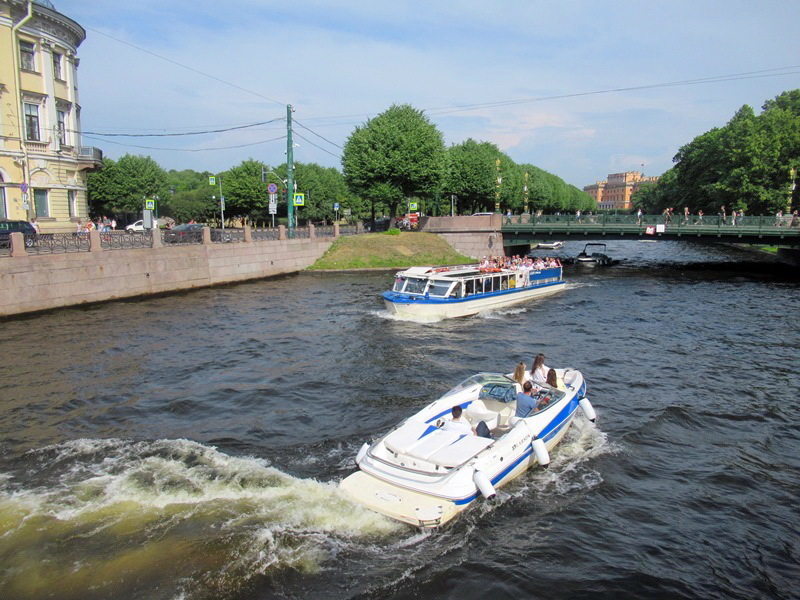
444, 139, 500, 214
293, 162, 349, 223
342, 104, 446, 221
219, 159, 269, 217
87, 154, 169, 216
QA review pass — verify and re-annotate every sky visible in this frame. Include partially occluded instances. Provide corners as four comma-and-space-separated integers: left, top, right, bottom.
52, 0, 800, 188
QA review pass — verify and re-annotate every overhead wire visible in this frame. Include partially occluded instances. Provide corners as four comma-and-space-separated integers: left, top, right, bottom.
291, 131, 342, 159
80, 118, 285, 138
81, 133, 287, 152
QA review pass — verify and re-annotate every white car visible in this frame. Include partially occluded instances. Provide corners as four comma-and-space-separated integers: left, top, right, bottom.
125, 220, 145, 232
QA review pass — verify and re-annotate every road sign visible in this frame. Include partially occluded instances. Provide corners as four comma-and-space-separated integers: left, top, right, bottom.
20, 183, 28, 193
220, 195, 225, 210
409, 202, 418, 211
334, 202, 340, 211
269, 204, 277, 215
209, 176, 216, 186
268, 183, 278, 194
145, 199, 155, 210
293, 193, 305, 206
343, 208, 351, 217
269, 192, 277, 202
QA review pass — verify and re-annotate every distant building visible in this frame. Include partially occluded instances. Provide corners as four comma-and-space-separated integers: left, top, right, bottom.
584, 171, 659, 211
0, 0, 102, 230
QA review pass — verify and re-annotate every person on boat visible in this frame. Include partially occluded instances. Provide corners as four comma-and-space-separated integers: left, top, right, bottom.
530, 353, 549, 384
512, 362, 526, 387
515, 381, 539, 418
546, 368, 565, 391
443, 405, 474, 435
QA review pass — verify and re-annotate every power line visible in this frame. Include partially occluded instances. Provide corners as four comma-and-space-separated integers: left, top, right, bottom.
80, 118, 284, 137
293, 119, 344, 149
81, 133, 287, 152
85, 26, 288, 108
291, 131, 342, 160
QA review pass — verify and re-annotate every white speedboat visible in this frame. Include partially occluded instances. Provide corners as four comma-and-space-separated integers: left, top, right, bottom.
339, 370, 596, 528
575, 243, 614, 266
382, 262, 565, 320
536, 241, 564, 249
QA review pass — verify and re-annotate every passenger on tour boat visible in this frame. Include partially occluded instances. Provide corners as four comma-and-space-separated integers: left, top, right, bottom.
530, 353, 549, 384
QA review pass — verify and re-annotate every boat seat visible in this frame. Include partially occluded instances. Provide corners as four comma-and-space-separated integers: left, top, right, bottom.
465, 400, 499, 430
428, 435, 494, 468
497, 406, 515, 427
384, 420, 435, 455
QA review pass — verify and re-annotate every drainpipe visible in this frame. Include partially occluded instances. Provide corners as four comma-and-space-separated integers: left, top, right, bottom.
12, 1, 34, 219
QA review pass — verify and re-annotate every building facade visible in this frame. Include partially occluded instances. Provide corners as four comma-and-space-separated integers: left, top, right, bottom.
584, 171, 659, 211
0, 0, 101, 231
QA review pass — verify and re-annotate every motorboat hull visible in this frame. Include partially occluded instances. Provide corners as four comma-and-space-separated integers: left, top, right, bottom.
340, 370, 590, 528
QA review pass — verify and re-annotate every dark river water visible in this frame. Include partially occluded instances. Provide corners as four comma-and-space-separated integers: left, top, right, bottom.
1, 241, 798, 600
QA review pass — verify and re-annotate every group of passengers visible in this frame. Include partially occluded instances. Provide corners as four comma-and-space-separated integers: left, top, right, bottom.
444, 353, 565, 437
512, 353, 564, 418
479, 255, 560, 271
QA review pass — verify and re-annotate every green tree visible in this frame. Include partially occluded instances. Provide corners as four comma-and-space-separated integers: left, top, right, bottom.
87, 154, 169, 216
219, 158, 269, 217
342, 104, 446, 222
293, 162, 349, 223
444, 139, 500, 214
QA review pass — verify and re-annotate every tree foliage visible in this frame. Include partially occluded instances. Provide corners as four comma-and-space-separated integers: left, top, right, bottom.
633, 89, 800, 215
87, 154, 169, 216
342, 104, 446, 219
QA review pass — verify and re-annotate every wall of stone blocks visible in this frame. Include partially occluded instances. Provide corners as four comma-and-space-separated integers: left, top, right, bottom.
0, 238, 333, 317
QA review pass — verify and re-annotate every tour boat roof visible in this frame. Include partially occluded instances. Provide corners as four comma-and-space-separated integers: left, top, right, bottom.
397, 265, 482, 277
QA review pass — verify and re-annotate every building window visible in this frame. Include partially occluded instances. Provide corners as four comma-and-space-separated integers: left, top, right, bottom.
24, 103, 40, 141
34, 189, 49, 217
57, 110, 67, 146
20, 41, 36, 71
52, 51, 63, 80
68, 189, 76, 217
0, 182, 6, 219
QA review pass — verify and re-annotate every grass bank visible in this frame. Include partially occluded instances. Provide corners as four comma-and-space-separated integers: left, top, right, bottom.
309, 231, 472, 270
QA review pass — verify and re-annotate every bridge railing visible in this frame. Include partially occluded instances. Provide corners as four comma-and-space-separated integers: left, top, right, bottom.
505, 213, 799, 232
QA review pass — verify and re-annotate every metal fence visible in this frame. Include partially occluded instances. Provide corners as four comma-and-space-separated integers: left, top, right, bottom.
252, 228, 280, 241
26, 233, 91, 254
161, 230, 204, 245
338, 225, 359, 236
315, 225, 335, 238
100, 230, 153, 250
211, 228, 245, 244
290, 227, 310, 239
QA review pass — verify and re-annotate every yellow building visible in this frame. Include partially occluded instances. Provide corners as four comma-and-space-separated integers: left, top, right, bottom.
584, 171, 659, 211
0, 0, 101, 232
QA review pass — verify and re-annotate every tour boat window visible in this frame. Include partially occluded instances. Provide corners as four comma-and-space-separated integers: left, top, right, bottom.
392, 276, 406, 292
427, 280, 453, 297
405, 277, 427, 294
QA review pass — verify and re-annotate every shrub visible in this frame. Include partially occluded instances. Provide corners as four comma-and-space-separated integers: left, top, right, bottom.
385, 228, 401, 235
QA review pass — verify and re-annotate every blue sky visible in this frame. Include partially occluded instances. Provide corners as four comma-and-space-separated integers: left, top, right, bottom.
55, 0, 799, 188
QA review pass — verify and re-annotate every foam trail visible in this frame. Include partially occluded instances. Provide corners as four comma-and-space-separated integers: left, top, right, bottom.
0, 438, 401, 600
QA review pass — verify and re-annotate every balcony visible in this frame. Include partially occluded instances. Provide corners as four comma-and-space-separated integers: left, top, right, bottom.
77, 146, 103, 170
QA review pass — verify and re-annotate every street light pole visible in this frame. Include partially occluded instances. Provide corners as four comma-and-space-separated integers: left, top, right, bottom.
286, 105, 295, 233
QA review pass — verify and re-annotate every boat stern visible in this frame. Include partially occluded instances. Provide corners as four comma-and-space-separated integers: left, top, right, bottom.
339, 471, 461, 528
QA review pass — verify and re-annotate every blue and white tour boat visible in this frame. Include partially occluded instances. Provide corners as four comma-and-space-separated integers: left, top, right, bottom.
382, 260, 565, 320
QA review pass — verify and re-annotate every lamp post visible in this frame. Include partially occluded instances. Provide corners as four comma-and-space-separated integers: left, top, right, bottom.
495, 158, 501, 212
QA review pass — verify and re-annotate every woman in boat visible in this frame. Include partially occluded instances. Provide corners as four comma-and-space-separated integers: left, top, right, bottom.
512, 361, 526, 386
530, 353, 549, 384
546, 368, 565, 391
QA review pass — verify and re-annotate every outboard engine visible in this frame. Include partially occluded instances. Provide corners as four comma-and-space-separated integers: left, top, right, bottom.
355, 442, 369, 465
532, 437, 550, 468
579, 397, 597, 422
473, 470, 496, 499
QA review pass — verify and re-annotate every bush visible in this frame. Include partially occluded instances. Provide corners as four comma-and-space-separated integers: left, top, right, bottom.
385, 228, 401, 235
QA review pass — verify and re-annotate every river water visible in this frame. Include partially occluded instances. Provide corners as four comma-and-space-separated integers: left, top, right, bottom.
0, 241, 798, 600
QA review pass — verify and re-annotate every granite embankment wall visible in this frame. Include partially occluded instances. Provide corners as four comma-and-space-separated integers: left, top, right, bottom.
0, 227, 335, 317
419, 215, 505, 258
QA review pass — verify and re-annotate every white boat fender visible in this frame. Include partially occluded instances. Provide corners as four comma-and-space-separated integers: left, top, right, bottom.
579, 397, 597, 422
473, 470, 496, 500
532, 437, 550, 468
355, 442, 370, 465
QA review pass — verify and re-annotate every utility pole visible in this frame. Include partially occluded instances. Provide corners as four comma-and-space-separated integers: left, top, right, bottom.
286, 105, 294, 234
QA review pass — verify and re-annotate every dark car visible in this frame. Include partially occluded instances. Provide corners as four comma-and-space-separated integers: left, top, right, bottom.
0, 219, 37, 248
162, 223, 204, 244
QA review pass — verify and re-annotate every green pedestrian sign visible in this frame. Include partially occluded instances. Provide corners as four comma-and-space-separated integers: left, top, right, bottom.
293, 193, 305, 206
209, 176, 216, 186
409, 202, 418, 211
145, 199, 155, 210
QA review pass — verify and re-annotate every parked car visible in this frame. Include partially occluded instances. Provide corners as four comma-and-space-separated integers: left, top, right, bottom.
162, 223, 204, 243
0, 219, 37, 248
125, 220, 146, 232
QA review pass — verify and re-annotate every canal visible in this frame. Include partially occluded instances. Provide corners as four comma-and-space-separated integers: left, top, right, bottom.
0, 240, 798, 600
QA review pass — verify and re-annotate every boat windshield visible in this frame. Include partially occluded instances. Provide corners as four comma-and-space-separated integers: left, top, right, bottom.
427, 279, 454, 297
441, 373, 514, 397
